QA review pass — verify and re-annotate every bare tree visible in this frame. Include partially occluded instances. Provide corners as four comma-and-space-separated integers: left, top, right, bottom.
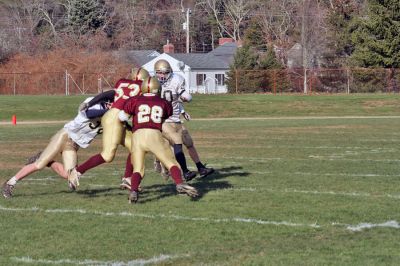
200, 0, 252, 41
256, 0, 297, 47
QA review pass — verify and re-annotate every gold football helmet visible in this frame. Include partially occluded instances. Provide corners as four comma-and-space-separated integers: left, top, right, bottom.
141, 77, 161, 94
131, 67, 149, 81
154, 59, 172, 84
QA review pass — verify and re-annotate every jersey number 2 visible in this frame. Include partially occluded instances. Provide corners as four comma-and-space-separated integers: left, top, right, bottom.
138, 104, 163, 124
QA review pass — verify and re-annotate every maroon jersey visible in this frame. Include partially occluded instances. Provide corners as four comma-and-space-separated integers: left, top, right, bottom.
123, 93, 173, 131
111, 78, 142, 110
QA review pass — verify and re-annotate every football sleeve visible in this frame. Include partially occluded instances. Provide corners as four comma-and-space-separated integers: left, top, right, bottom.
86, 90, 115, 107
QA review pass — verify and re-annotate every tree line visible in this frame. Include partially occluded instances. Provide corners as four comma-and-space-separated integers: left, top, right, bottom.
0, 0, 399, 93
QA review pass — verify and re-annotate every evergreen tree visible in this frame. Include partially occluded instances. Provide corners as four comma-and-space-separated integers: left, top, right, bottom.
68, 0, 106, 35
243, 19, 267, 52
350, 0, 400, 68
226, 45, 259, 93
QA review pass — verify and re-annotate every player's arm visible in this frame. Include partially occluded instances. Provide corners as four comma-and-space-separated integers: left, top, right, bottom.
118, 98, 135, 122
85, 107, 108, 119
85, 101, 111, 119
178, 79, 192, 102
179, 102, 191, 121
83, 90, 115, 110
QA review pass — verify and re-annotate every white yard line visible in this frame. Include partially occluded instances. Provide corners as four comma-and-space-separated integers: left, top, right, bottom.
0, 204, 320, 229
209, 187, 400, 200
2, 115, 400, 125
334, 221, 400, 232
1, 204, 398, 231
11, 254, 182, 265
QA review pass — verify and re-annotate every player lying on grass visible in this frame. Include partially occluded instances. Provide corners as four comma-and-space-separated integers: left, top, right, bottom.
118, 76, 198, 203
2, 97, 111, 198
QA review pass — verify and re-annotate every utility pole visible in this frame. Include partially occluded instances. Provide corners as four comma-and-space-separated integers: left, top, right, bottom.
301, 0, 308, 94
182, 0, 195, 53
183, 8, 191, 53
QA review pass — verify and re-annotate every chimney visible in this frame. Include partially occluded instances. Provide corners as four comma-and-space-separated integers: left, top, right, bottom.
218, 37, 234, 46
163, 40, 174, 53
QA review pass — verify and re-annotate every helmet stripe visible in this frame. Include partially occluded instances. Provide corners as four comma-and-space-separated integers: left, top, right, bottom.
147, 77, 151, 93
135, 68, 141, 80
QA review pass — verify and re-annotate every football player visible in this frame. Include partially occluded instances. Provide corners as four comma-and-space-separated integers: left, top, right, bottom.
2, 97, 110, 198
154, 59, 214, 181
68, 68, 149, 190
119, 77, 198, 203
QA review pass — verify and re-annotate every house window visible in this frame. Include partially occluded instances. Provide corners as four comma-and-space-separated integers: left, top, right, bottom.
196, 74, 206, 86
215, 74, 225, 86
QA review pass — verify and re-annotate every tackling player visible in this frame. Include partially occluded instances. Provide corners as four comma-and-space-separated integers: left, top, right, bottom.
2, 97, 110, 198
68, 68, 149, 190
119, 77, 198, 203
154, 59, 214, 181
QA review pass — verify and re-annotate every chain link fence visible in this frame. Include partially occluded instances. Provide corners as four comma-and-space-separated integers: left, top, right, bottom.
0, 68, 399, 94
230, 68, 400, 94
0, 71, 122, 95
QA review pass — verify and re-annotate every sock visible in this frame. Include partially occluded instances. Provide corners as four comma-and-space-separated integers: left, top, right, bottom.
124, 154, 133, 178
76, 154, 105, 174
7, 176, 17, 186
174, 144, 188, 172
170, 166, 183, 185
196, 162, 205, 171
131, 172, 142, 192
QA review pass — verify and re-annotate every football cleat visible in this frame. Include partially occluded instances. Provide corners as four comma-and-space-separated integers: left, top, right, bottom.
120, 178, 142, 192
67, 168, 81, 191
128, 191, 139, 204
120, 177, 131, 190
183, 170, 197, 182
176, 183, 199, 198
198, 167, 215, 178
2, 182, 14, 199
25, 151, 42, 165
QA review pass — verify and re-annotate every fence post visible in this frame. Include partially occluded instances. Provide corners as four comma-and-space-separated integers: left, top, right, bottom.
273, 70, 276, 95
346, 68, 350, 94
98, 76, 102, 93
235, 69, 238, 94
13, 73, 16, 95
65, 70, 69, 95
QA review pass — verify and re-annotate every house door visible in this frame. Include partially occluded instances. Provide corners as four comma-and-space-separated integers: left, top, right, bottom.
205, 77, 217, 94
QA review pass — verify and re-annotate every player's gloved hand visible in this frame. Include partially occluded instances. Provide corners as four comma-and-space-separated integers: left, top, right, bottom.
182, 112, 191, 121
79, 102, 89, 112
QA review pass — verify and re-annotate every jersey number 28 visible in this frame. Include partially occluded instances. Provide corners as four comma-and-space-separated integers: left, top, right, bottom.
138, 104, 163, 124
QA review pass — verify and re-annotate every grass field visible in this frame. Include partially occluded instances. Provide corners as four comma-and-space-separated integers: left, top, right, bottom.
1, 94, 400, 265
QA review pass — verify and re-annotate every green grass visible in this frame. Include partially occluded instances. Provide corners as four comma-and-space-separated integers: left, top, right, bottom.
1, 93, 400, 121
0, 94, 400, 265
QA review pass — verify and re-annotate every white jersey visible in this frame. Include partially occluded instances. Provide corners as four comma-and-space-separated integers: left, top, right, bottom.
160, 73, 192, 123
64, 97, 105, 148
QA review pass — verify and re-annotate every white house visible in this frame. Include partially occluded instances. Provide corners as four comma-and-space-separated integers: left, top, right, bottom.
117, 39, 238, 94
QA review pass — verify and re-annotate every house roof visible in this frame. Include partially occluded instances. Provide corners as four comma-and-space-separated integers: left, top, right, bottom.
117, 42, 238, 70
169, 42, 238, 70
113, 50, 160, 66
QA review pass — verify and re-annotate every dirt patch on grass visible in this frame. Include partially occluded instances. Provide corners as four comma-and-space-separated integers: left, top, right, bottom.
363, 100, 398, 108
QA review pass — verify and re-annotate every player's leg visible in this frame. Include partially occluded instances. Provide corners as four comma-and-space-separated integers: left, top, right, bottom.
63, 139, 80, 189
75, 109, 123, 175
2, 129, 68, 198
162, 122, 196, 181
148, 130, 198, 198
128, 130, 146, 203
182, 126, 214, 178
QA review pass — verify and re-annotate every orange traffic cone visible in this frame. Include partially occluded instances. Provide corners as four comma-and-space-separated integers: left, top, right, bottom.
12, 115, 16, 125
